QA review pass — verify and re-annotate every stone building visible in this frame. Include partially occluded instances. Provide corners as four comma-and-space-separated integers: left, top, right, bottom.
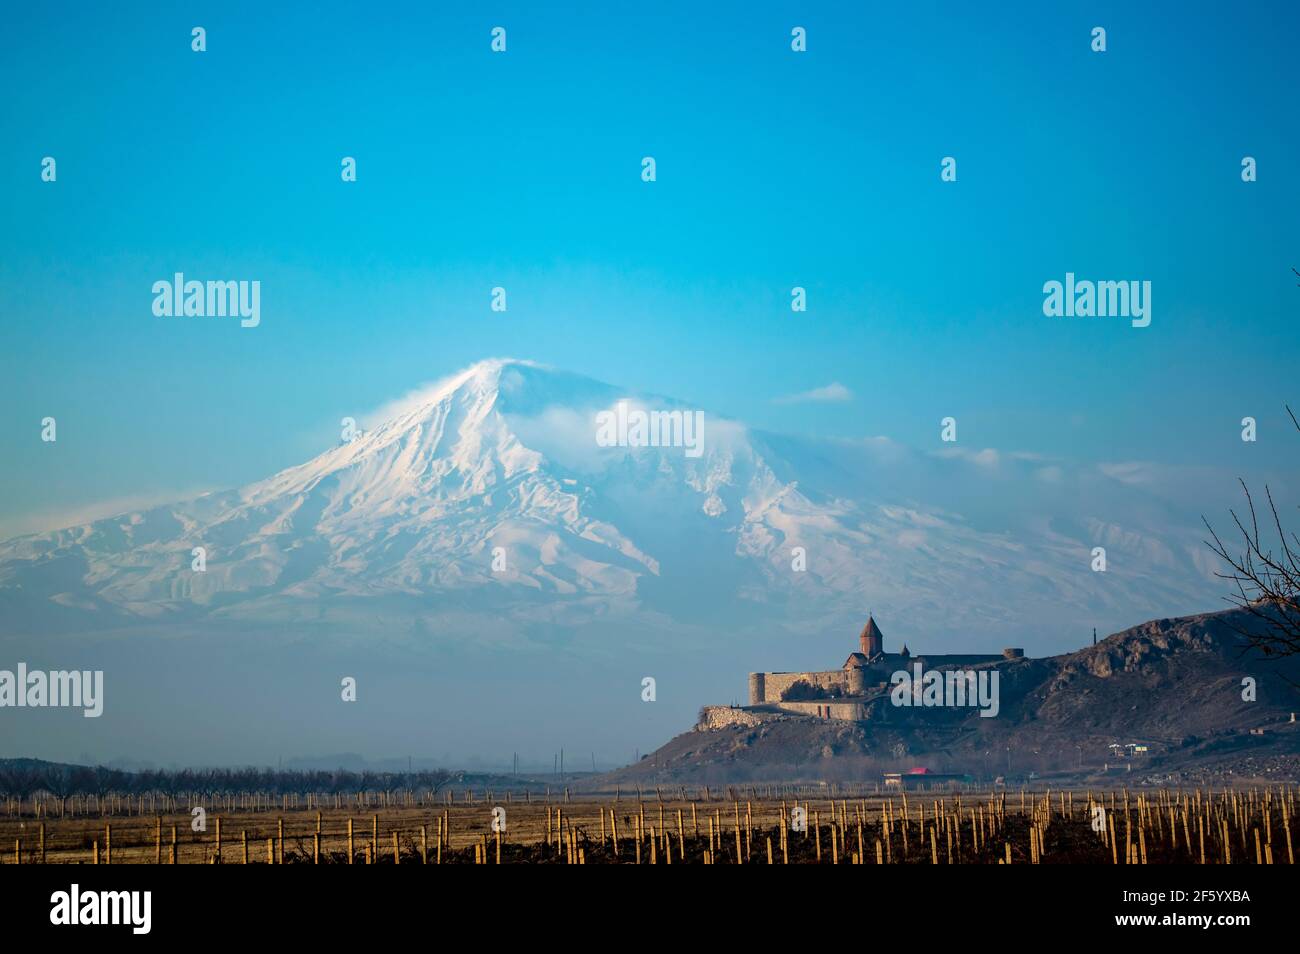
719, 615, 1024, 724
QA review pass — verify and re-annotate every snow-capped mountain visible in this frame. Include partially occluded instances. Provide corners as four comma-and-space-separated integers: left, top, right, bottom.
0, 359, 1221, 645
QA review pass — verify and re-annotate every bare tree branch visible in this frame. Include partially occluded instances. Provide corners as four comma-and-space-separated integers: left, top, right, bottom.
1203, 405, 1300, 665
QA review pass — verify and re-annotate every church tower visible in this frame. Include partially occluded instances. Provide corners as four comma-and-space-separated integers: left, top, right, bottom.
859, 615, 884, 658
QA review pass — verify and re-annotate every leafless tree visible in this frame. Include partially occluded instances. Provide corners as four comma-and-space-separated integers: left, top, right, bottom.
1204, 405, 1300, 662
0, 763, 45, 800
0, 761, 461, 801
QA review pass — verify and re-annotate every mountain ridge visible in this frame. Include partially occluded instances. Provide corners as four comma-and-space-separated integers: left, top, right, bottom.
0, 359, 1224, 649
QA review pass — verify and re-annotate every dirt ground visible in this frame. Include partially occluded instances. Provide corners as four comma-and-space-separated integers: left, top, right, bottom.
2, 786, 1292, 864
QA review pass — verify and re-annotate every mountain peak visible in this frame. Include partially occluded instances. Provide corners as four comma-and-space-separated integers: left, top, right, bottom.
0, 360, 1220, 648
368, 358, 546, 425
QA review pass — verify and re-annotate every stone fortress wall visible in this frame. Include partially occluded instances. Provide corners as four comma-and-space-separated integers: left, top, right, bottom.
704, 617, 1026, 728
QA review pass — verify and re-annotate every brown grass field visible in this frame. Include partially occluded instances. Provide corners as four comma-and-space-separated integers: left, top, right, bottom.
2, 785, 1296, 864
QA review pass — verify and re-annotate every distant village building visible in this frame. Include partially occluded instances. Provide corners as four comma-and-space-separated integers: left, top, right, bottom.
1107, 741, 1151, 758
698, 615, 1027, 729
883, 768, 971, 790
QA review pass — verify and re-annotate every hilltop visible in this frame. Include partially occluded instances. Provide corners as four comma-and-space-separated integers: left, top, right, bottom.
597, 606, 1300, 786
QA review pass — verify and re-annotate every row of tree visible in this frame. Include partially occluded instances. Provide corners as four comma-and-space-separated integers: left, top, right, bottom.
0, 763, 460, 800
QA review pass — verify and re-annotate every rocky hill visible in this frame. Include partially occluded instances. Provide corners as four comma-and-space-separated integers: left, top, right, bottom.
598, 606, 1300, 786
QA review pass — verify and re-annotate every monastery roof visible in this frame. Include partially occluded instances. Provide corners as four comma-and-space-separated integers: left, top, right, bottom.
858, 615, 884, 645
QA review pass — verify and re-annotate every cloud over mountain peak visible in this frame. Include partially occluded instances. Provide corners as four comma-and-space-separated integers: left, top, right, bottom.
0, 360, 1219, 650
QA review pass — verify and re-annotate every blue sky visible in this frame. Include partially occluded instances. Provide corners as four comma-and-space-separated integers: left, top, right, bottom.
3, 0, 1299, 536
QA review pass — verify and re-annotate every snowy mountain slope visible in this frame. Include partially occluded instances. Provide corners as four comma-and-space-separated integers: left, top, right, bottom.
0, 359, 1221, 642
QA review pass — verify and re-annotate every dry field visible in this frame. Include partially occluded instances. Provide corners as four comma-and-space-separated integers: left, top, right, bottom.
1, 786, 1295, 864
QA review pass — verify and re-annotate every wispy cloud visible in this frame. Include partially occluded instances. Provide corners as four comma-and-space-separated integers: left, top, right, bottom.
773, 382, 853, 405
0, 488, 214, 540
366, 357, 547, 425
